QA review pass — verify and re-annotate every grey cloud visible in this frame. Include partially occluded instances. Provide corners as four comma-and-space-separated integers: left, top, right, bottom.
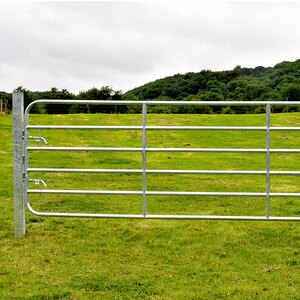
0, 1, 300, 93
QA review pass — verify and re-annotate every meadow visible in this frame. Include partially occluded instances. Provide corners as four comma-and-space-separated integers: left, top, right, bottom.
0, 111, 299, 299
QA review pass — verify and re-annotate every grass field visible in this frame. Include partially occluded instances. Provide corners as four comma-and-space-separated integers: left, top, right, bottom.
0, 111, 299, 299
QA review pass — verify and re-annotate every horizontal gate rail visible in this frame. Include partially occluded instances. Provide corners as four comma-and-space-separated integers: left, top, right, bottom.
23, 202, 300, 221
27, 125, 300, 131
26, 168, 300, 175
27, 189, 300, 197
25, 99, 300, 106
17, 99, 300, 234
27, 146, 300, 153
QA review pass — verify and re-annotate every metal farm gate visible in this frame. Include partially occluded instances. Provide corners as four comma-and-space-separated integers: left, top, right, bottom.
13, 92, 300, 236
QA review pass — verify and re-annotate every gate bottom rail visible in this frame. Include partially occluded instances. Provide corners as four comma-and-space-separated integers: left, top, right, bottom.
25, 201, 300, 221
26, 189, 300, 221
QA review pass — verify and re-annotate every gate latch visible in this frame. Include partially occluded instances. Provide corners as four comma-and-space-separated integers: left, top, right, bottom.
29, 179, 47, 188
28, 136, 48, 145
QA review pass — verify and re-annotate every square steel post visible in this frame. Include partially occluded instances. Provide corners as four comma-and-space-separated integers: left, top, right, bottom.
13, 92, 25, 236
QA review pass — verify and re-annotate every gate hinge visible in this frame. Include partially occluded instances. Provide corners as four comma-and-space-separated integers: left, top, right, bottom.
22, 130, 25, 139
22, 173, 25, 181
22, 155, 25, 165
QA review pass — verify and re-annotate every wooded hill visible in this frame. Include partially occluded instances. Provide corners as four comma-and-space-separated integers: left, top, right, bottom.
1, 59, 300, 114
123, 59, 300, 113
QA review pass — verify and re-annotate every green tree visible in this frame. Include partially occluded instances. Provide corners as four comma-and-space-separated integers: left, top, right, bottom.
198, 92, 224, 101
77, 86, 123, 113
14, 86, 34, 111
42, 88, 75, 114
280, 84, 300, 102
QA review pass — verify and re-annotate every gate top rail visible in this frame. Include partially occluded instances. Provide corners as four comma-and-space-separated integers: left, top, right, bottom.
25, 99, 300, 114
25, 125, 300, 131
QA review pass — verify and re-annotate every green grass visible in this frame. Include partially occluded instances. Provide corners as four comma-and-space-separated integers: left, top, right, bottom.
0, 112, 299, 299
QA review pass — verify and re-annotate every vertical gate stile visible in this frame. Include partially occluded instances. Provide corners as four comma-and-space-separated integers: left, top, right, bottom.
24, 105, 30, 217
266, 104, 271, 219
13, 92, 25, 236
142, 103, 147, 217
39, 129, 42, 190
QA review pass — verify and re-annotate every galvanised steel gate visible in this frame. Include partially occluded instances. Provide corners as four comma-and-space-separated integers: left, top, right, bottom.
13, 92, 300, 236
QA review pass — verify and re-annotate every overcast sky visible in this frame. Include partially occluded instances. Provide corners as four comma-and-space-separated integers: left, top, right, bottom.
0, 1, 300, 93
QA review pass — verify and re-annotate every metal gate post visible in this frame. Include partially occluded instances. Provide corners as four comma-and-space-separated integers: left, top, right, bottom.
13, 92, 25, 236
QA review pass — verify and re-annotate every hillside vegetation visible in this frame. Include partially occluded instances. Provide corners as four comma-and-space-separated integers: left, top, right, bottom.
125, 59, 300, 103
1, 59, 300, 114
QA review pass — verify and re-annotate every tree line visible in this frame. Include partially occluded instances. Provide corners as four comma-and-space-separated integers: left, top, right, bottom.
1, 59, 300, 114
124, 59, 300, 114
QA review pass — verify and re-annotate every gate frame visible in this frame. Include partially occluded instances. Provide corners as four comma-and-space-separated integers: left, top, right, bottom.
13, 94, 300, 236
